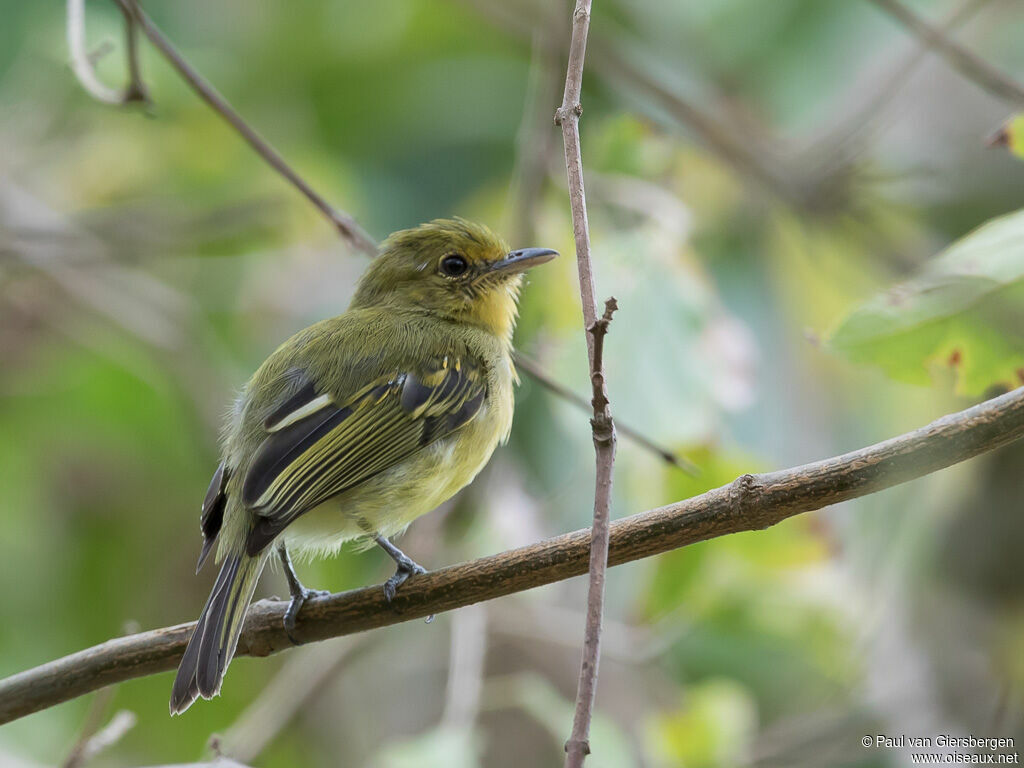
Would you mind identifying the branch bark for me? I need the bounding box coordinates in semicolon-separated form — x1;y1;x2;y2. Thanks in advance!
866;0;1024;107
1;386;1023;725
553;2;618;764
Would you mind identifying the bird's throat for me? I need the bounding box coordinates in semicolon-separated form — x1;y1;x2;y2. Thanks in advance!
466;284;520;344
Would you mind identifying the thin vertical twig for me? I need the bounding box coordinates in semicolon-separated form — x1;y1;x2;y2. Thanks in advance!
115;0;149;104
554;2;618;765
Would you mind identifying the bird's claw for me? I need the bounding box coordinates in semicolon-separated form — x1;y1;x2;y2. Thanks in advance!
382;561;427;603
283;587;330;644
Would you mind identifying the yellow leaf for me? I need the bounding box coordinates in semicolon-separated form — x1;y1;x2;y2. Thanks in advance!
989;114;1024;161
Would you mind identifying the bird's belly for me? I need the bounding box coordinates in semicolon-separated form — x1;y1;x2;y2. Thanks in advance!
281;406;504;560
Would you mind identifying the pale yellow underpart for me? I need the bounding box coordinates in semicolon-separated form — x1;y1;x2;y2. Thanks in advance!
281;358;515;561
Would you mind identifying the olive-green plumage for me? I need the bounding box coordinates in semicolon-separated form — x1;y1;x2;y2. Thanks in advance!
169;219;556;714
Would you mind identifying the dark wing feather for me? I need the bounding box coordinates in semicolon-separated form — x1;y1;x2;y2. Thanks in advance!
196;461;229;573
242;357;486;555
262;374;321;430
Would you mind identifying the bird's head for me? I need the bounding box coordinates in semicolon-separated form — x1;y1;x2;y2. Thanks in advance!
351;218;557;341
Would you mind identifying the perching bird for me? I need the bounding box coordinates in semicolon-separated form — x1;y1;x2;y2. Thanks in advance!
169;218;556;714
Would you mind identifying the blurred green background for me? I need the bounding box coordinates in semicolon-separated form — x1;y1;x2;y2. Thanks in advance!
2;0;1024;766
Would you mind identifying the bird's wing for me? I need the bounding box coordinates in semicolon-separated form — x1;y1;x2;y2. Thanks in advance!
239;355;487;555
195;461;230;573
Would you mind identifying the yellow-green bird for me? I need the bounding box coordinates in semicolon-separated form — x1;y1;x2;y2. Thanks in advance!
170;218;556;714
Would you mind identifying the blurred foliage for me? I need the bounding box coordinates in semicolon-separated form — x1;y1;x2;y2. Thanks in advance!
1;0;1024;767
643;679;757;768
993;113;1024;160
829;208;1024;395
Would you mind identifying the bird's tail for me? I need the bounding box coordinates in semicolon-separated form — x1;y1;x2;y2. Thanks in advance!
170;552;265;715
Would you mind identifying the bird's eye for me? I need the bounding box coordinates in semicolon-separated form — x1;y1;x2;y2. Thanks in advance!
439;254;469;277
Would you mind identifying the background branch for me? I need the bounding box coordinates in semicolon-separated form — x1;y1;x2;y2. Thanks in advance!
66;0;147;106
64;711;137;768
61;687;128;768
2;385;1021;726
513;352;697;473
60;0;686;475
215;639;365;763
809;0;995;159
866;0;1024;107
113;0;376;253
115;0;149;104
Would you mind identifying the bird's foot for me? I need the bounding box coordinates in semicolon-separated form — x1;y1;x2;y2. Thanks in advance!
373;535;432;619
382;558;427;603
283;586;330;644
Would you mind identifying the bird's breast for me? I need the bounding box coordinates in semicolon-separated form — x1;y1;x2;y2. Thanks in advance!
281;383;512;558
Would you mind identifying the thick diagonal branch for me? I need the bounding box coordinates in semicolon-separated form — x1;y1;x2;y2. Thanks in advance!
2;386;1021;726
1;387;1022;725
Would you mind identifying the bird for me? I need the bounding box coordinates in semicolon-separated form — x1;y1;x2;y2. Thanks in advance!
169;218;557;714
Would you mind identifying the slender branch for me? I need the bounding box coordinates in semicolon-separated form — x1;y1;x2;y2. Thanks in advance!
112;0;377;253
809;0;995;159
553;3;619;763
4;387;1023;724
86;38;116;67
1;387;1023;725
67;0;120;104
115;0;149;104
67;0;147;105
60;2;680;473
216;639;364;763
866;0;1024;107
62;687;117;768
591;44;801;207
65;711;137;768
514;352;698;474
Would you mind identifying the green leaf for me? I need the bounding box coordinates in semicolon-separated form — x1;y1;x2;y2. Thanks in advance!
828;208;1024;395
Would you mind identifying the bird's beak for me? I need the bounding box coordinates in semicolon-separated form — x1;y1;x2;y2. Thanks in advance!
491;247;559;274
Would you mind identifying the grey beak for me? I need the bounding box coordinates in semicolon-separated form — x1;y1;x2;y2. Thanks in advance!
492;247;559;273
